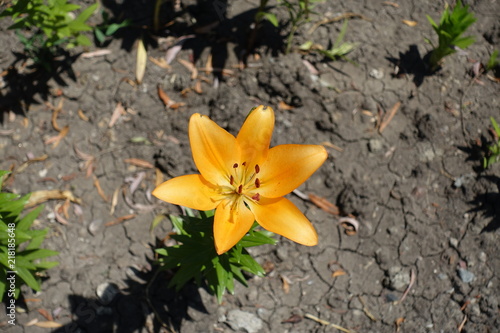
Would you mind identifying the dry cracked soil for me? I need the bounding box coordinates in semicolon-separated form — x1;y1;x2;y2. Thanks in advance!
0;0;499;332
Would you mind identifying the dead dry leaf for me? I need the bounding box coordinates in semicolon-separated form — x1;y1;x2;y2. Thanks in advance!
278;100;294;111
26;189;82;208
320;141;343;152
93;175;109;202
178;58;198;79
158;85;173;107
73;145;95;161
37;308;53;321
78;109;89;122
402;19;417;26
110;187;120;215
25;318;39;326
105;214;136;227
49;99;64;131
34;321;63;328
61;199;70;219
193;80;203;94
149;56;171;69
339;216;360;236
332;269;347;278
169;102;186;110
281;314;302;324
383;1;399;7
136;38;147;84
308;193;340;215
80;49;112;58
14;154;48;175
124;158;154;169
109;102;126;128
281;275;291;294
203;54;213;75
379;101;401;133
395;317;405;332
155;168;164;187
44;125;69;147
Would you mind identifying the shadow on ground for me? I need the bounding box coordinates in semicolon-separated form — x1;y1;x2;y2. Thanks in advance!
470;175;500;232
0;50;78;120
53;258;207;333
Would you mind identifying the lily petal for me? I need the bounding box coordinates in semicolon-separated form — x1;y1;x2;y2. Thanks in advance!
189;113;240;185
236;105;274;167
248;197;318;246
152;174;221;211
214;198;255;254
258;144;328;198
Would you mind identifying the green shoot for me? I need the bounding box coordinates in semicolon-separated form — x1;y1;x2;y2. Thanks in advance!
425;0;476;72
0;0;98;69
155;209;276;304
483;117;500;169
94;10;132;45
486;50;499;73
316;20;356;62
0;171;59;300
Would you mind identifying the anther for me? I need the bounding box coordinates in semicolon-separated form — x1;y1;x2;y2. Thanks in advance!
242;161;247;166
233;163;238;168
238;185;243;194
255;178;260;188
251;193;260;201
229;175;234;185
255;164;260;174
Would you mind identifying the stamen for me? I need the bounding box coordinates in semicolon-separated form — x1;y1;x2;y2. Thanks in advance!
233;163;238;168
238;185;243;194
255;178;260;188
255;164;260;174
229;175;234;185
242;161;247;166
251;193;260;201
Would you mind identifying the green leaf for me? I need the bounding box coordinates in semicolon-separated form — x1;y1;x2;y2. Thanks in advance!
104;19;132;36
34;261;59;270
75;3;98;23
0;272;5;302
15;266;40;291
95;28;106;43
490;117;500;137
74;34;91;47
261;12;279;27
20;249;58;261
17;204;42;231
486;50;499;71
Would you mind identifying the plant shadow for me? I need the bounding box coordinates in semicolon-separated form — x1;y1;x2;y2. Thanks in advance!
387;44;431;87
99;0;284;83
469;175;500;232
0;49;78;122
52;248;208;333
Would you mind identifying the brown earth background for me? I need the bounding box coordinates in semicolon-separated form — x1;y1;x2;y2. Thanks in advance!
1;0;499;332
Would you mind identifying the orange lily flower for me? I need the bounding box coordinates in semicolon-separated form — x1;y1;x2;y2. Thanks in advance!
153;105;328;254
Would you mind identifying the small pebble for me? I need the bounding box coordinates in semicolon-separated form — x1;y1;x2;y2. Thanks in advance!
457;268;475;283
369;68;384;79
96;282;119;305
226;309;263;333
449;237;458;248
478;252;487;263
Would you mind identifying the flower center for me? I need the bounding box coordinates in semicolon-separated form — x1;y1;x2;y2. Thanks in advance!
222;162;261;202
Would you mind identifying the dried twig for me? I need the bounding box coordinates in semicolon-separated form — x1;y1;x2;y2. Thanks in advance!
308;12;371;34
397;268;416;304
378;101;401;133
358;296;377;321
304;313;356;333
